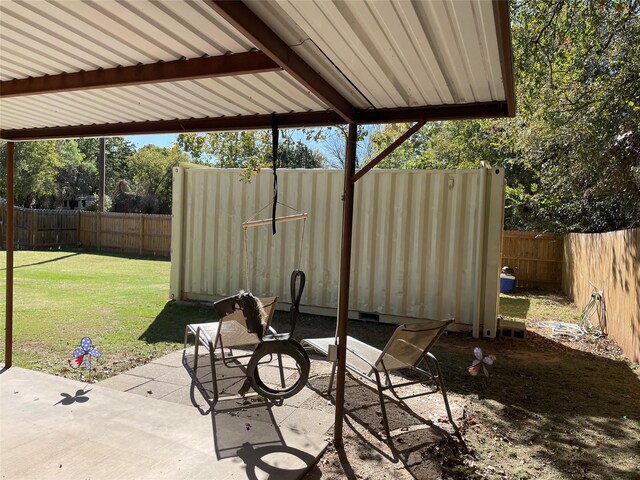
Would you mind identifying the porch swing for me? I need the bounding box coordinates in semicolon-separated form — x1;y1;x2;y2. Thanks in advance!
184;115;311;403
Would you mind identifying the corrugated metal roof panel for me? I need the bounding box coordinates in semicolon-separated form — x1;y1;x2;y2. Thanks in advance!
0;0;254;81
0;71;328;130
248;0;506;109
243;0;372;109
0;0;513;135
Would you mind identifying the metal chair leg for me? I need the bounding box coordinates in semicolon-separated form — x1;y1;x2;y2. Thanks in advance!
209;338;218;402
426;352;458;433
193;334;200;372
373;370;392;444
327;361;337;396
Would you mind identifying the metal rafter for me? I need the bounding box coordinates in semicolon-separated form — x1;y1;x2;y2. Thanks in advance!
356;102;509;124
353;120;427;183
0;52;280;98
205;0;356;124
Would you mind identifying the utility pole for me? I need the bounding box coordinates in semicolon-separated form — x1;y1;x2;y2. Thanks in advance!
98;138;106;212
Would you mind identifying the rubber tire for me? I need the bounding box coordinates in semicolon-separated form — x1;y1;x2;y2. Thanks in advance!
247;339;310;400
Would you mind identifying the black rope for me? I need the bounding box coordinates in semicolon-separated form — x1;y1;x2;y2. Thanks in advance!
272;113;279;235
289;269;305;335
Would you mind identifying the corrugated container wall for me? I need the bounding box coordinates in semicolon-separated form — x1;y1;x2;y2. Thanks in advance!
171;167;504;335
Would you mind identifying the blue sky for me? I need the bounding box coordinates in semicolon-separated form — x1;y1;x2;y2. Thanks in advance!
125;134;178;149
123;130;327;153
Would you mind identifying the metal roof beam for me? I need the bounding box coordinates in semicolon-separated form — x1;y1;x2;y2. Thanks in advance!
355;101;510;123
0;52;280;98
205;0;356;124
0;111;345;141
0;101;513;141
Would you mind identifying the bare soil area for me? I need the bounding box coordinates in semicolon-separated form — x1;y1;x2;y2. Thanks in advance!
268;292;640;480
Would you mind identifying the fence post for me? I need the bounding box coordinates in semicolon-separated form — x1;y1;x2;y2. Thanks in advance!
32;209;39;249
139;214;144;255
96;211;101;251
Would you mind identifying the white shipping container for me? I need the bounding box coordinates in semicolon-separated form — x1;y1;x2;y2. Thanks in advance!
171;166;504;336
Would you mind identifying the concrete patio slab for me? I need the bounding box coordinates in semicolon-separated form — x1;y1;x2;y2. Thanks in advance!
1;363;333;480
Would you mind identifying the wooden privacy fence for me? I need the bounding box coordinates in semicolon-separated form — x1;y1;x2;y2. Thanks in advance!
0;206;79;249
2;204;638;361
562;229;640;363
501;231;564;288
0;208;566;284
78;211;171;256
0;205;171;256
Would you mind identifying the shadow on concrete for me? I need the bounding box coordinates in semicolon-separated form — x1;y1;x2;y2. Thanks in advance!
237;442;317;480
177;347;325;478
54;388;91;406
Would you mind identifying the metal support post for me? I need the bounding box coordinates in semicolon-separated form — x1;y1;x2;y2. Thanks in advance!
98;138;105;212
5;141;14;367
334;123;357;446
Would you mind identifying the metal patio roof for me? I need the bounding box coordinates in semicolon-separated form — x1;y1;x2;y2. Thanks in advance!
0;0;514;141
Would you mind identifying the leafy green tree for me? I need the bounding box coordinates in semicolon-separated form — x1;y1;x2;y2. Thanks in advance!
55;140;97;205
507;0;640;232
115;145;189;213
176;131;327;181
76;137;137;200
0;140;60;208
278;141;327;169
369;0;640;233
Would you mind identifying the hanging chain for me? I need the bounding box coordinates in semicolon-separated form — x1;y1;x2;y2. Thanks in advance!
243;226;251;291
272;113;279;235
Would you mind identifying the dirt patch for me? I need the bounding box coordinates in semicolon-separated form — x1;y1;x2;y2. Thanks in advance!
277;296;640;480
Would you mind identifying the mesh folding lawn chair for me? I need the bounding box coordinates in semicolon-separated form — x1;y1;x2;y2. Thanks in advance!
183;295;278;402
302;319;458;442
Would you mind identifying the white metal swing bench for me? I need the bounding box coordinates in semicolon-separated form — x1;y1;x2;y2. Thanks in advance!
183;202;310;403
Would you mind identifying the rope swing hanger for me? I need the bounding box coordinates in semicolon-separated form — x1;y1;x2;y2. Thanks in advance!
241;113;307;289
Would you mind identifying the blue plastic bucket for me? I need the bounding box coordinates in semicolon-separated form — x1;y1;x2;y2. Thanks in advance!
500;274;516;293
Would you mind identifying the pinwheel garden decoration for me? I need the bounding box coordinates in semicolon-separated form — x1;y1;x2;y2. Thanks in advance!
468;347;495;377
68;337;102;370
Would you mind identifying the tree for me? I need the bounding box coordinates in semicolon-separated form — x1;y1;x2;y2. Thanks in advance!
115;145;189;213
176;131;328;180
367;0;640;233
0;140;60;207
76;137;137;201
278;141;327;169
505;0;640;232
319;125;376;169
56;140;97;205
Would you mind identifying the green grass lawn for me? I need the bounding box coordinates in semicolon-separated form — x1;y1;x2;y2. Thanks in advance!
0;250;213;380
499;288;580;324
0;249;579;382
